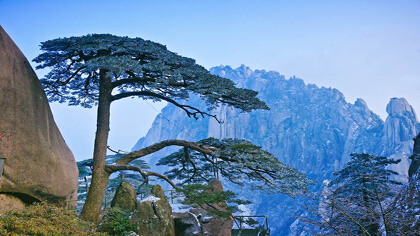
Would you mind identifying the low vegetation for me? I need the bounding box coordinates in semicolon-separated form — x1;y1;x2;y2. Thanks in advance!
0;203;104;236
0;203;141;236
97;208;136;236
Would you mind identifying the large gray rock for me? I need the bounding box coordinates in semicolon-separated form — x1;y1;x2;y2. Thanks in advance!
0;26;78;211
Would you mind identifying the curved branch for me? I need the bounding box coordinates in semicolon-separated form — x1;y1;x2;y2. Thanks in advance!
107;145;128;155
143;170;181;190
105;164;180;190
59;66;87;85
115;139;216;165
110;91;222;123
105;164;148;180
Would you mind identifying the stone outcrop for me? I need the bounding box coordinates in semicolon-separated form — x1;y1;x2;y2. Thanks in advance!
0;26;78;211
130;184;175;236
111;181;137;212
174;179;233;236
382;98;419;182
0;194;25;212
383;98;419;156
173;212;203;236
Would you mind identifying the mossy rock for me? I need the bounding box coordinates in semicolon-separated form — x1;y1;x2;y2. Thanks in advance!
111;181;137;212
130;185;175;236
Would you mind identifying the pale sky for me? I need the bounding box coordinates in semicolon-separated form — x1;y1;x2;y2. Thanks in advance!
1;0;419;161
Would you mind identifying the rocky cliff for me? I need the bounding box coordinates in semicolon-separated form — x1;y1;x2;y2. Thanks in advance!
382;98;419;182
0;26;78;211
132;65;419;234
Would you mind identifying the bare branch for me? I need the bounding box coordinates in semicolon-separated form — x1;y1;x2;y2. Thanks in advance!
107;145;128;155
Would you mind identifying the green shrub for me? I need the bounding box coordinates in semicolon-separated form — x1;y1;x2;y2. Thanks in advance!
0;203;104;235
97;207;136;236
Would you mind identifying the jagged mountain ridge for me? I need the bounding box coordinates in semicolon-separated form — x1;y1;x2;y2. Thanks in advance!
132;65;419;234
133;65;416;178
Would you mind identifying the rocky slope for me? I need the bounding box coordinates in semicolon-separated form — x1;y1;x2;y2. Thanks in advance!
132;65;419;234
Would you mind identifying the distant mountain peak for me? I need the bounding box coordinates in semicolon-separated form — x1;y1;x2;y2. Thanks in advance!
387;97;419;122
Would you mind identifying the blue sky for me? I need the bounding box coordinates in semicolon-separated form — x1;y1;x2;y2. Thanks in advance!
1;0;419;161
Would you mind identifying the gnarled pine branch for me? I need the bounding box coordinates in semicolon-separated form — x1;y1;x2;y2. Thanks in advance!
115;139;217;165
105;164;180;190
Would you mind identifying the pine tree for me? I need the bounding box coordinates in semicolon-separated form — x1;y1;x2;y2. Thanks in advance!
33;34;312;222
295;153;406;235
323;153;402;235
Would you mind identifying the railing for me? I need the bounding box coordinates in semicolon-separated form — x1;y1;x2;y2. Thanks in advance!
164;189;184;204
232;216;270;236
137;189;184;204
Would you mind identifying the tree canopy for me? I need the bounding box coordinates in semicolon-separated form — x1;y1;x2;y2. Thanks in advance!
157;138;313;196
33;34;269;117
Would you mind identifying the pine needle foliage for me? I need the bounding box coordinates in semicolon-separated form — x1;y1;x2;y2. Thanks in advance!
33;34;269;113
177;184;251;218
97;208;136;236
158;138;314;197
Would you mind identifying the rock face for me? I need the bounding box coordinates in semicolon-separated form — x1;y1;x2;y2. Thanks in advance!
382;98;419;182
0;194;25;212
174;179;233;236
111;181;137;212
132;65;420;234
383;98;419;156
173;212;203;236
130;185;175;236
0;26;78;211
133;65;386;179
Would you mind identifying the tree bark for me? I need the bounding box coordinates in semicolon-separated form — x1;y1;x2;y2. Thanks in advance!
81;69;112;222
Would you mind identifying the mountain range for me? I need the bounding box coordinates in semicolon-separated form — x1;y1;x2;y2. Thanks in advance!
131;65;420;234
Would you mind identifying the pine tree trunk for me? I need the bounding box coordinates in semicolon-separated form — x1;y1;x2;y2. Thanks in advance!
81;69;112;222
